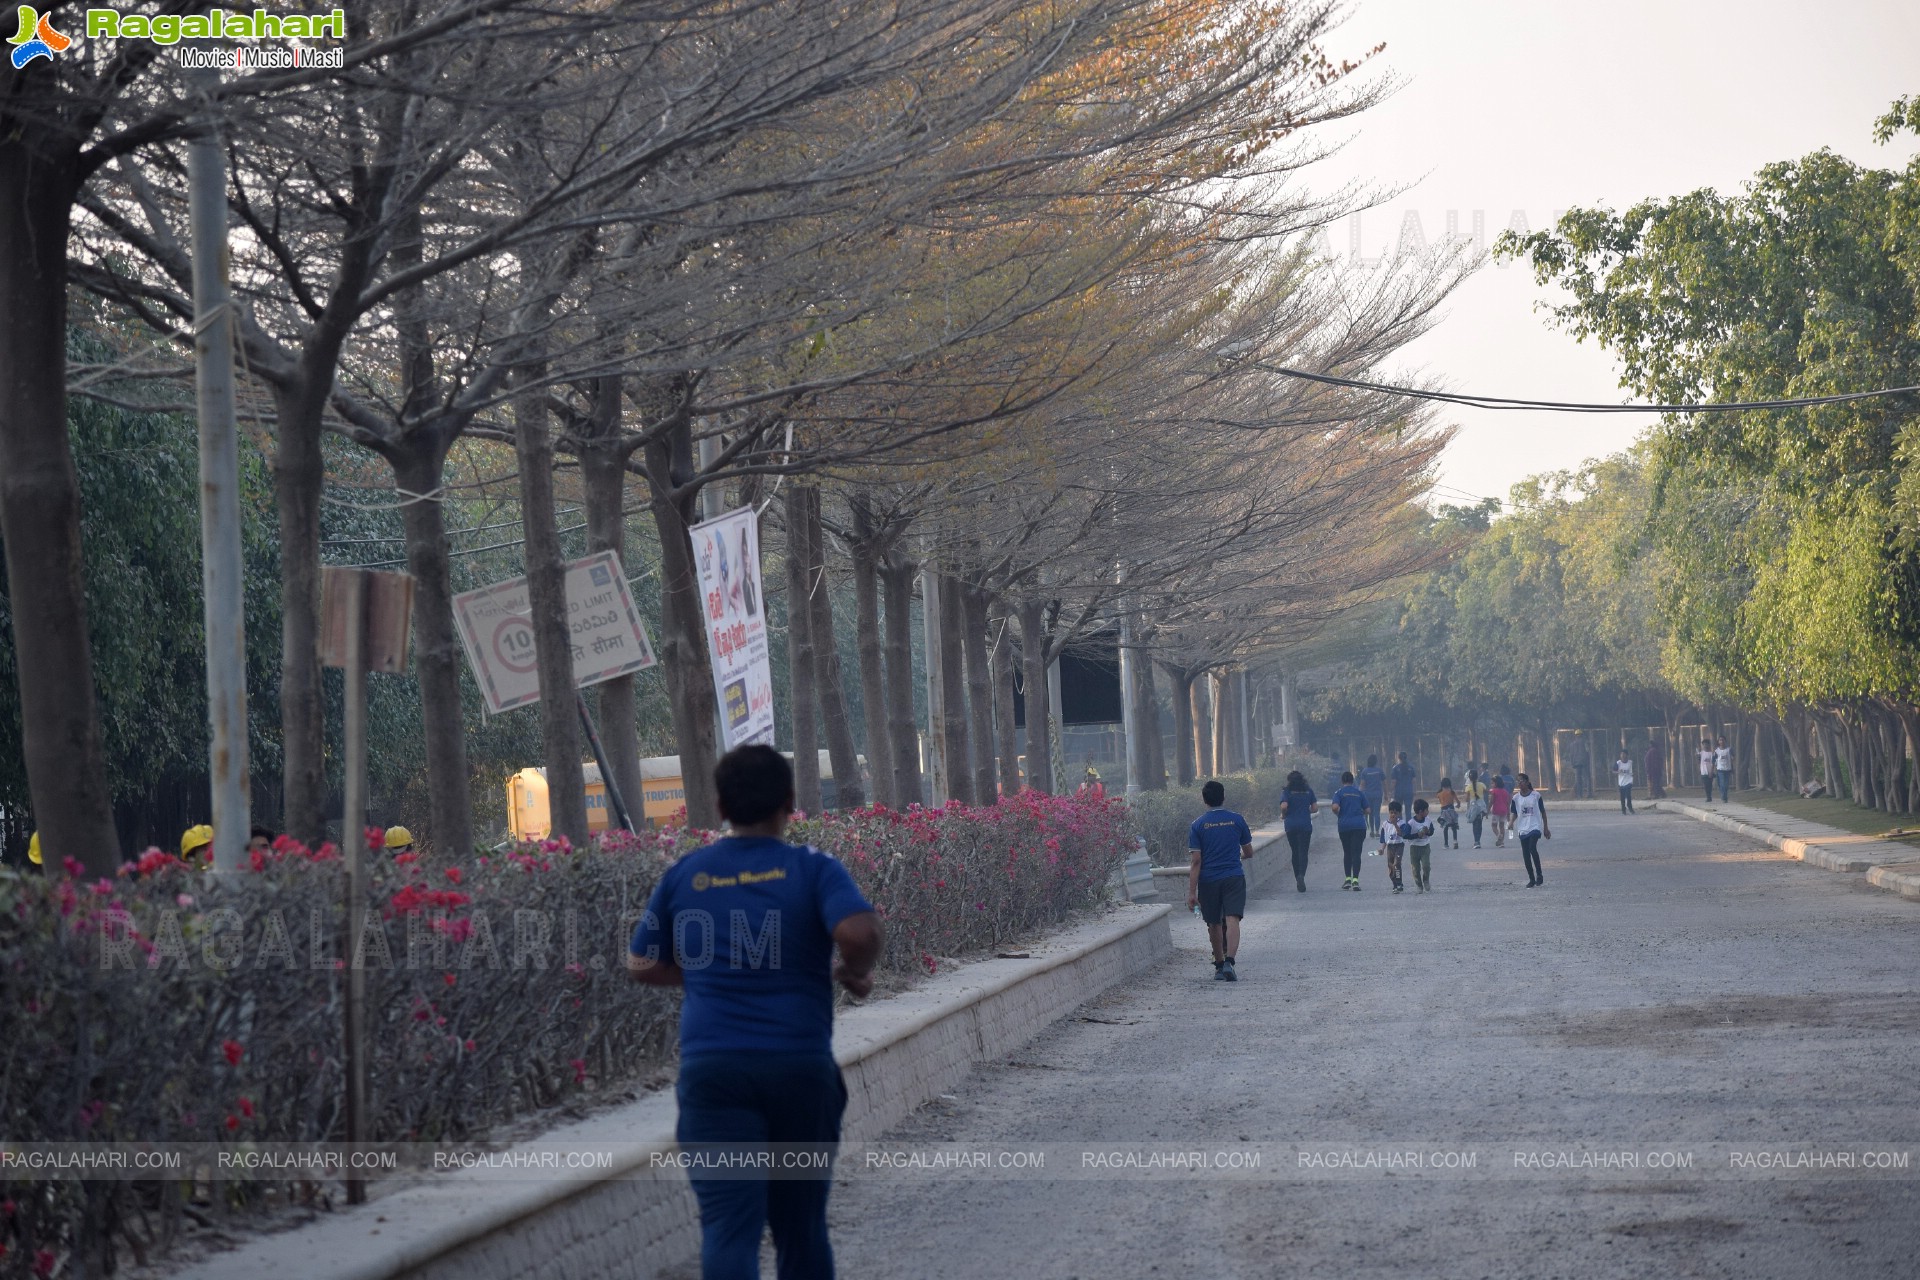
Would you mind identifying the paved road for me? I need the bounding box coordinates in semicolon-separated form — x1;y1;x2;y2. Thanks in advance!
827;808;1920;1279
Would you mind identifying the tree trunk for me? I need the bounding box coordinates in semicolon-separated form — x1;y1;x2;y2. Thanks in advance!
1017;600;1053;793
938;571;973;805
580;386;643;825
990;600;1022;798
1168;666;1195;787
846;508;893;808
803;488;862;810
881;557;922;806
960;580;998;803
1874;703;1905;815
1782;705;1811;791
1212;673;1231;774
514;362;587;846
392;441;473;855
784;486;821;815
1192;676;1214;778
0;146;120;875
270;378;329;843
1817;712;1846;799
1138;656;1166;790
641;428;719;828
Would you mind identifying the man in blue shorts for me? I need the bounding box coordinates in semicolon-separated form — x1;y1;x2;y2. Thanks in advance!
629;744;884;1279
1188;779;1254;981
1359;754;1388;835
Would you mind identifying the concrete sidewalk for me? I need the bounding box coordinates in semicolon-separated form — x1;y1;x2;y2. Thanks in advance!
1656;794;1920;901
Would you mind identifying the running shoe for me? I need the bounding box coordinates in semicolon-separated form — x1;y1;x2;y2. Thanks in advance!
1221;959;1237;981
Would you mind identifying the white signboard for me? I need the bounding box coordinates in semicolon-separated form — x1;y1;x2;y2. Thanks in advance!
690;506;775;748
452;550;656;714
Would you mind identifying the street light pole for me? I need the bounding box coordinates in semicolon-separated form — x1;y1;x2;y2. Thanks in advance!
188;69;250;869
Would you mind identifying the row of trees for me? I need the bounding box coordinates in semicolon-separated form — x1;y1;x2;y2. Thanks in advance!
1303;98;1920;813
3;0;1462;872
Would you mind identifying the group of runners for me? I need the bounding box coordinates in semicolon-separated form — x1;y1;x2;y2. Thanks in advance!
1185;757;1551;980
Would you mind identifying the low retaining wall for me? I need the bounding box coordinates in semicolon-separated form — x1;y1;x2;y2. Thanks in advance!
182;904;1172;1280
1149;825;1290;901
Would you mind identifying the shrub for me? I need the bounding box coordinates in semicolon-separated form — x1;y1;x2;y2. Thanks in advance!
0;791;1132;1275
1131;749;1337;865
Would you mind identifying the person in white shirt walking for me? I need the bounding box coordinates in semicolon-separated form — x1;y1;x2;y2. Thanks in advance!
1613;749;1635;815
1511;772;1551;887
1698;739;1715;804
1714;737;1734;803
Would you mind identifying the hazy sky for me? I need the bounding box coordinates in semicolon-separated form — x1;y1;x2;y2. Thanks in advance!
1299;0;1920;507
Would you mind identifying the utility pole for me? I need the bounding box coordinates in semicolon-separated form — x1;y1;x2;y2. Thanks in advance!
188;69;250;870
1118;603;1143;797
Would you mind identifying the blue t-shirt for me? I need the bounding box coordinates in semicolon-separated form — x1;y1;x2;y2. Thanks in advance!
1188;808;1252;882
630;836;873;1059
1359;766;1386;803
1390;761;1417;800
1279;787;1317;832
1330;784;1369;831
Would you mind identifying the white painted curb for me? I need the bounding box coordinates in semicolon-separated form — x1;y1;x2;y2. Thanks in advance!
1663;798;1920;900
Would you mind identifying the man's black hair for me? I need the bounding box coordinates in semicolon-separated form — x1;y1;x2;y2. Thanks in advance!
1367;753;1378;767
1398;751;1408;762
1413;799;1428;814
249;825;276;842
1201;779;1225;807
715;744;795;826
1341;770;1354;784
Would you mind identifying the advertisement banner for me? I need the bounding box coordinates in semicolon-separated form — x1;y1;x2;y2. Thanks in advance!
451;551;656;714
689;506;775;748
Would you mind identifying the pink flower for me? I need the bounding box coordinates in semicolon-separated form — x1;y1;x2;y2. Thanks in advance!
222;1039;244;1066
224;1114;239;1131
463;1039;476;1052
444;866;463;884
176;892;195;908
237;1096;255;1119
570;1058;588;1085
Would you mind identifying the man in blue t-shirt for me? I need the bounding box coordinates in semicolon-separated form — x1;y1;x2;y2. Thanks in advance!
630;744;882;1279
1329;771;1371;891
1358;755;1388;836
1390;751;1418;811
1187;779;1254;981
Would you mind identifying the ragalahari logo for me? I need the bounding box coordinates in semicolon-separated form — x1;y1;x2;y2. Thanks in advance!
9;6;71;68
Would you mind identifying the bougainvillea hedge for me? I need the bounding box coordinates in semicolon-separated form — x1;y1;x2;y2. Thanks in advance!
0;788;1133;1275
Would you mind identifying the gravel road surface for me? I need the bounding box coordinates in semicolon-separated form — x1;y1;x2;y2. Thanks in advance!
825;808;1920;1279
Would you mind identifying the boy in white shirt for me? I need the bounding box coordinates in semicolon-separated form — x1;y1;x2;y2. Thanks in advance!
1614;750;1635;815
1377;800;1408;893
1714;737;1734;802
1698;740;1715;804
1405;799;1437;893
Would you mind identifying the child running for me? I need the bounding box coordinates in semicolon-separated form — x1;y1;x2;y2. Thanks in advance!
1330;770;1370;891
1405;799;1437;892
1434;777;1460;849
1378;799;1408;893
1512;771;1551;886
1488;776;1513;848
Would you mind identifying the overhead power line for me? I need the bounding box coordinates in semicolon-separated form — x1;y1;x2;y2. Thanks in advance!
1248;362;1920;414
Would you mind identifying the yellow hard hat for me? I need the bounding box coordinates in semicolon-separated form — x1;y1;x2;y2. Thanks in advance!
27;831;41;866
383;826;414;849
181;824;214;858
